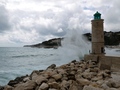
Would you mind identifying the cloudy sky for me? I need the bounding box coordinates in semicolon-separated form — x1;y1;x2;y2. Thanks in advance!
0;0;120;47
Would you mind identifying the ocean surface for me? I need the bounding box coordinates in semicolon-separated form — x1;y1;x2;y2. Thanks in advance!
0;47;119;85
0;47;83;85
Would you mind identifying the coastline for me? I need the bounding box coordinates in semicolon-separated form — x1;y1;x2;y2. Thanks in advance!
1;59;120;90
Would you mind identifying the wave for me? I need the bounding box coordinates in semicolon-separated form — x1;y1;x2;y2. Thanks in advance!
12;54;39;58
11;53;54;58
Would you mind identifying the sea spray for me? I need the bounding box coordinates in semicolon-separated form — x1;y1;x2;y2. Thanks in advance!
58;29;91;62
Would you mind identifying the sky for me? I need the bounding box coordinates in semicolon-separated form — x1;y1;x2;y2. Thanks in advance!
0;0;120;47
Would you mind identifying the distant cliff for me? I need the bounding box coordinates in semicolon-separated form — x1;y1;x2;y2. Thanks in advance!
24;31;120;48
84;31;120;46
24;38;63;49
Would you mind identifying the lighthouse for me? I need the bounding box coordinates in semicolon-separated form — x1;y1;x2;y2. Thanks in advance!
91;11;105;55
84;11;120;71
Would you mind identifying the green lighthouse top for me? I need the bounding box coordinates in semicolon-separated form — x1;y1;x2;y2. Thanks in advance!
94;11;101;20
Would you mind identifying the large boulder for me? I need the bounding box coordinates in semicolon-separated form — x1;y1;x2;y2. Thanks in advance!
83;85;104;90
14;80;36;90
52;74;62;81
35;76;48;85
48;82;60;89
38;83;49;90
77;78;90;86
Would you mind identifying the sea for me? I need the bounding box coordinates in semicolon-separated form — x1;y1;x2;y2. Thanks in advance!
0;47;86;85
0;46;120;85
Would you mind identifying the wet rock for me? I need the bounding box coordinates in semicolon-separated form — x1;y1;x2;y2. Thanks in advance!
38;83;49;90
8;75;28;86
71;60;77;63
47;64;56;69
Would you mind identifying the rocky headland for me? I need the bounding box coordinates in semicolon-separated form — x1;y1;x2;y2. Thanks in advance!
24;38;63;49
24;31;120;49
1;59;120;90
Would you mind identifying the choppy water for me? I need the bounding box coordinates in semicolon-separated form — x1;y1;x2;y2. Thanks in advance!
0;46;119;86
0;47;84;85
0;47;60;85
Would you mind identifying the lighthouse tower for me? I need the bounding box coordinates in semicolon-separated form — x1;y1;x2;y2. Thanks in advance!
91;11;105;55
85;11;120;71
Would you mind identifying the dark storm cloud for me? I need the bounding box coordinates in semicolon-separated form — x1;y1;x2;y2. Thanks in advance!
0;5;11;33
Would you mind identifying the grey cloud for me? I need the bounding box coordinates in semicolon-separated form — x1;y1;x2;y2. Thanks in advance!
0;5;11;33
103;0;120;31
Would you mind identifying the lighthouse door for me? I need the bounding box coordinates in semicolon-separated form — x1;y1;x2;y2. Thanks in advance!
101;47;104;53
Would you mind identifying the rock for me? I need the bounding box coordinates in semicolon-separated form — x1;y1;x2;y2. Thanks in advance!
90;68;99;72
48;78;56;83
105;70;111;75
14;80;36;90
59;64;67;69
82;72;93;80
71;60;77;63
90;82;99;88
35;86;39;90
60;80;70;90
61;74;68;81
0;86;4;90
91;76;102;82
83;85;104;90
49;89;57;90
45;69;57;77
49;82;60;89
69;81;83;90
106;79;120;88
96;80;104;85
57;69;66;75
23;77;30;82
52;74;62;81
8;75;28;86
70;63;74;66
30;70;40;80
3;85;13;90
35;76;48;85
106;88;119;90
101;83;109;90
47;64;56;69
67;74;75;80
38;83;49;90
77;78;90;86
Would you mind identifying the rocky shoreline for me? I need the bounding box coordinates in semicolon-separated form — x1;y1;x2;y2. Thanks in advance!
1;59;120;90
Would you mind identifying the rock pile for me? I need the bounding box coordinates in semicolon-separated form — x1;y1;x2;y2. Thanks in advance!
2;60;120;90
